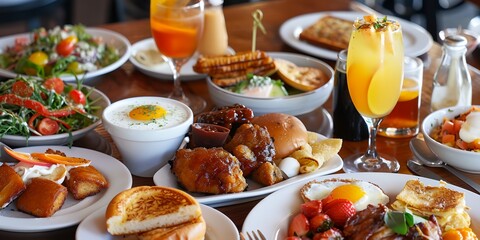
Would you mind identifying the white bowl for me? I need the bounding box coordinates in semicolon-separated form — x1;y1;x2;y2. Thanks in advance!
422;105;480;173
0;85;110;147
206;52;334;116
0;28;131;82
102;97;193;177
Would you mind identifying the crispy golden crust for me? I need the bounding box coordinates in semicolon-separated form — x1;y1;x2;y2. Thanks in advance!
0;164;26;209
16;178;67;217
299;15;354;51
137;216;206;240
106;186;202;235
65;165;108;200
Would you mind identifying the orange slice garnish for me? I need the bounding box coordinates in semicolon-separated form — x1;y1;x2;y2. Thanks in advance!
3;147;52;166
30;153;91;166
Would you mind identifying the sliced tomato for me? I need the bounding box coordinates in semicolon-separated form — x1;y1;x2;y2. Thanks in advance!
442;134;456;145
43;77;65;94
453;119;464;135
11;81;33;97
37;118;59;135
3;147;52;166
56;36;78;56
69;89;86;105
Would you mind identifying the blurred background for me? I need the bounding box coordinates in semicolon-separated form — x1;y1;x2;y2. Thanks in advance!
0;0;479;42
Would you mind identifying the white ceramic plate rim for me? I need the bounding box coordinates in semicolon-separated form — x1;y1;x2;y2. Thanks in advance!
0;146;132;232
0;28;131;82
279;11;433;60
129;38;234;81
242;172;480;239
0;85;111;147
76;204;239;240
153;133;343;207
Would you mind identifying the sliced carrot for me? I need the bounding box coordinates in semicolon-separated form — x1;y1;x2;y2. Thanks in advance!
3;147;52;167
441;120;455;135
30;153;90;166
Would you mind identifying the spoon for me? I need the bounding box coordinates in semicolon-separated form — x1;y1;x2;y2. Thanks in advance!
409;138;480;194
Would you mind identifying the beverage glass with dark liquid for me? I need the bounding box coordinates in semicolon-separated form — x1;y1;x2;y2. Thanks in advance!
333;50;368;141
378;56;423;138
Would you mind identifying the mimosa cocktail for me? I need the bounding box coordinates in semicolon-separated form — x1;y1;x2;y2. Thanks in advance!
150;0;205;114
345;15;404;172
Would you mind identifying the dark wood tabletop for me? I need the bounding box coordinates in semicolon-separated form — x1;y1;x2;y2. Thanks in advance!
1;0;480;239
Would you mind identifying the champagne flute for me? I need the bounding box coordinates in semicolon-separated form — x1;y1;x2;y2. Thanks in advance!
150;0;206;114
344;15;404;172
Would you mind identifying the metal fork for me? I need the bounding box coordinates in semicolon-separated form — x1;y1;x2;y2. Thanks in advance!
240;230;266;240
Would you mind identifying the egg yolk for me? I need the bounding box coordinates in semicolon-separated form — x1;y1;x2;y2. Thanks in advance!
329;184;366;203
129;105;166;121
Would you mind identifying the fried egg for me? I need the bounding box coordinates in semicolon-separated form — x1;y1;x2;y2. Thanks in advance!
104;98;189;131
300;179;389;211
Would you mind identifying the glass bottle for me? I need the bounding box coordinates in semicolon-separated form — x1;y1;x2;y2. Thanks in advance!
332;50;369;141
197;0;229;56
430;35;472;111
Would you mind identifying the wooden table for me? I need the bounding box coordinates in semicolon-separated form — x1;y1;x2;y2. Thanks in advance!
2;0;480;238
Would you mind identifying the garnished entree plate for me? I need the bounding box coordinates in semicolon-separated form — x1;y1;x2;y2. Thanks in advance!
242;173;480;239
0;146;132;232
279;11;433;60
0;27;131;82
153;133;343;207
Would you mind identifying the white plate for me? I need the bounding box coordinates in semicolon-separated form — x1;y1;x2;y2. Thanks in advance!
242;172;480;239
279;11;433;60
153;133;343;207
76;204;239;240
129;38;234;81
0;85;110;147
0;146;132;232
0;28;131;82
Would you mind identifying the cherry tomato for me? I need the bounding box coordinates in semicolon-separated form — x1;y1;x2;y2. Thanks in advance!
69;89;86;105
11;81;33;97
28;51;49;67
56;36;78;56
37;118;60;135
66;61;84;74
43;77;65;94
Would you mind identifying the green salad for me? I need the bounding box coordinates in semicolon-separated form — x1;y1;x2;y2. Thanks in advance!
0;76;100;139
0;25;119;78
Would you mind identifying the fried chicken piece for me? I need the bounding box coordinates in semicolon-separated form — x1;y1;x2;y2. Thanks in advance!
223;123;276;176
250;162;283;186
171;148;247;194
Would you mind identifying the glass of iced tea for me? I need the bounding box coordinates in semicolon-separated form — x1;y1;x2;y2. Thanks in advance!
150;0;206;114
344;15;404;173
379;57;423;138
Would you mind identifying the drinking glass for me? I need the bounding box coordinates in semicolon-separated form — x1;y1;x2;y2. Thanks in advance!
344;16;404;172
150;0;206;114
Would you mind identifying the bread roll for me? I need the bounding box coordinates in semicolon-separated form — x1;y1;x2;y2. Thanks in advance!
105;186;202;236
251;113;308;160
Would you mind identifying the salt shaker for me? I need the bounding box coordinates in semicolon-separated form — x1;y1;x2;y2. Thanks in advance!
430;35;472;111
197;0;229;57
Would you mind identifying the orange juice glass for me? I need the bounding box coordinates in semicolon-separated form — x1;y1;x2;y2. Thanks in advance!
150;0;206;114
344;15;404;173
379;57;423;138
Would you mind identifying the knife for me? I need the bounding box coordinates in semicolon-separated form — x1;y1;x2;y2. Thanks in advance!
407;160;442;180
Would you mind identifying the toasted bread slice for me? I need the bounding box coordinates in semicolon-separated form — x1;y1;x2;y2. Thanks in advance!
137;216;206;240
391;179;471;232
106;186;202;236
299;15;354;51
